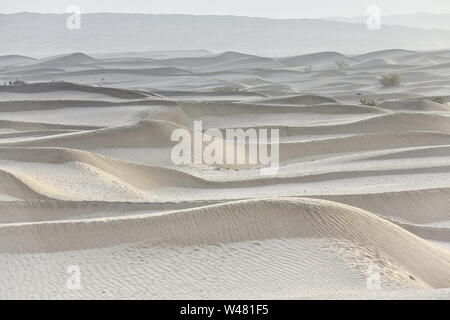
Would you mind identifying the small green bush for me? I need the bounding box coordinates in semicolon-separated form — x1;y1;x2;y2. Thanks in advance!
213;85;242;92
431;97;445;104
378;74;402;87
335;60;349;69
360;99;377;106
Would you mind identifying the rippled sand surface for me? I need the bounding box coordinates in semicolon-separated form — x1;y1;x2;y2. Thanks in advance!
0;50;449;299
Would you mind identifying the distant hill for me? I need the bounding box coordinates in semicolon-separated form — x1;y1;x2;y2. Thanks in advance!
326;13;450;31
1;13;450;57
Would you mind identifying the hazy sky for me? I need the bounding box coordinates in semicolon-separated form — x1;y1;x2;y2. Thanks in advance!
1;0;450;18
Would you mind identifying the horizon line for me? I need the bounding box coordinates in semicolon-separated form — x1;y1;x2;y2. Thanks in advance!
1;11;450;20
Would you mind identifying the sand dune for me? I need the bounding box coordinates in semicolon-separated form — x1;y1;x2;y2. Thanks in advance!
208;113;450;138
0;81;153;100
378;99;450;112
32;53;98;67
352;49;416;62
279;52;353;69
0;198;449;299
0;55;36;67
317;188;449;224
0;49;449;299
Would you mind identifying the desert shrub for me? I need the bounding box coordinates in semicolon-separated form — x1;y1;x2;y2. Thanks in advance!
12;79;26;86
360;99;377;106
213;85;242;92
335;60;349;69
304;66;312;73
431;96;445;104
378;74;402;87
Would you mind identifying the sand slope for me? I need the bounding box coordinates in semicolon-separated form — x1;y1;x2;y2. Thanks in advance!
0;49;449;299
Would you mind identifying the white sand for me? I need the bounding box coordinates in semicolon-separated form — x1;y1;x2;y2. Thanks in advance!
0;49;449;299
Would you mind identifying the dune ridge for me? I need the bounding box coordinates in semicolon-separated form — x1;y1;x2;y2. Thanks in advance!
1;198;449;293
